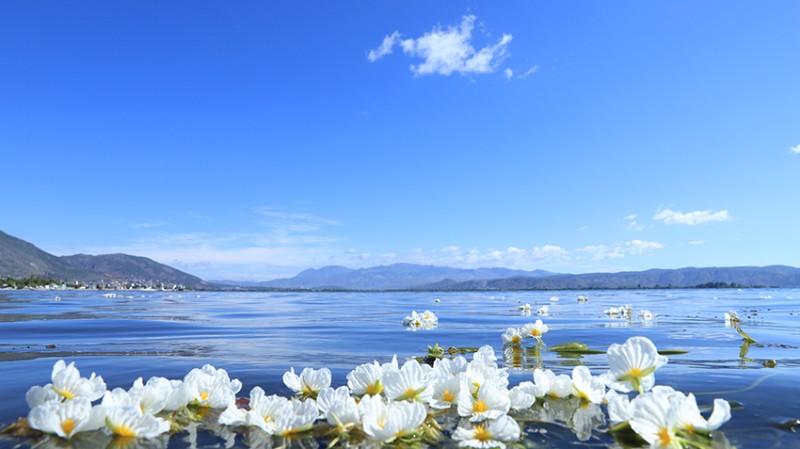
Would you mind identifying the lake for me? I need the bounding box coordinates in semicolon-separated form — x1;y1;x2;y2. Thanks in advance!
1;288;799;448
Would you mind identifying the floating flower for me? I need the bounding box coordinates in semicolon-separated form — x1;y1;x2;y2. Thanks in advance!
550;296;560;302
537;305;550;316
346;362;385;397
521;320;548;340
429;373;463;410
570;366;605;405
282;367;331;400
103;406;170;439
128;377;183;415
577;295;589;302
508;381;536;410
672;392;731;434
452;414;521;449
275;399;318;438
606;336;668;393
360;395;426;443
628;392;682;449
457;381;510;422
501;327;523;345
182;364;242;408
724;311;740;327
532;368;572;399
383;359;433;403
28;397;105;439
639;309;656;321
27;360;106;406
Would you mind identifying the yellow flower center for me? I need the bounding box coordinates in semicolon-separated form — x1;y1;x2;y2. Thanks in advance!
365;382;383;396
442;390;456;403
404;387;418;399
627;367;642;379
264;415;272;423
473;400;488;413
54;387;75;400
657;427;672;447
199;391;210;402
511;336;522;344
111;424;138;438
473;424;492;442
530;329;542;337
547;392;561;399
61;418;76;436
684;423;695;434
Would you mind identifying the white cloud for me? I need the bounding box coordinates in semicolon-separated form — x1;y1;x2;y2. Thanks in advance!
653;209;732;225
368;15;512;76
623;214;643;231
689;240;706;245
367;31;401;62
518;65;539;78
577;240;663;261
790;144;800;154
504;68;513;80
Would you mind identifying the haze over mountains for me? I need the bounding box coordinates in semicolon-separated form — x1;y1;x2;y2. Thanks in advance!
2;229;799;290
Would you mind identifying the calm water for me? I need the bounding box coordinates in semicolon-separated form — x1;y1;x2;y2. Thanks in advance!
1;289;799;448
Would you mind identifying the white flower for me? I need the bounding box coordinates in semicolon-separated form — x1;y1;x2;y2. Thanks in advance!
275;399;318;438
532;368;572;399
550;296;560;302
28;397;105;438
315;386;352;418
673;392;731;434
452;414;521;449
432;356;468;378
639;310;656;321
521;320;548;339
103;406;170;439
501;328;523;345
457;381;510;422
346;362;384;396
360;395;426;442
570;366;605;405
605;390;633;425
537;305;550;316
282;367;331;399
629;392;682;449
128;377;179;415
724;311;740;327
518;303;531;311
27;360;106;405
182;364;242;408
429;373;463;410
383;359;433;403
606;336;668;393
218;386;292;435
508;381;536;410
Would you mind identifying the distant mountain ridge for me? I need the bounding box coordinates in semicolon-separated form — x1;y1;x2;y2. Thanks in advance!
258;263;555;290
0;230;209;288
258;263;556;290
418;265;800;290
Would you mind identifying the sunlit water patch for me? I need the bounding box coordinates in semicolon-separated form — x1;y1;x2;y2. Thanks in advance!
1;289;799;448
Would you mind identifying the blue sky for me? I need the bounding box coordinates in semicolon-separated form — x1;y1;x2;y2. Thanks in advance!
1;1;798;281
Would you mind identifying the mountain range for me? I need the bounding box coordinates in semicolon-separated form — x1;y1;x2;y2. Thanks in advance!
3;229;799;290
0;230;209;289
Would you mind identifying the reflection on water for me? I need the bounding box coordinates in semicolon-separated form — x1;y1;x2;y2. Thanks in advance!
2;288;800;448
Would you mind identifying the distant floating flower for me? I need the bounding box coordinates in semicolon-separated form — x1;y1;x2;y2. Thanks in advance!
402;310;438;329
501;327;523;345
639;309;656;321
283;367;331;400
28;397;105;439
604;304;633;318
518;303;532;311
724;311;740;327
521;319;548;340
606;336;668;393
537;305;550;316
550;296;560;302
577;295;589;302
452;414;521;449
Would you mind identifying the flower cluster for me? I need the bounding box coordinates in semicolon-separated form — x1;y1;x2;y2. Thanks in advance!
25;361;241;440
16;324;731;449
401;310;438;330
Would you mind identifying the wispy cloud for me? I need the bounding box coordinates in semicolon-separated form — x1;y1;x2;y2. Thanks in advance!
623;214;643;231
351;244;569;270
367;31;401;62
518;65;539;79
577;240;663;261
368;15;512;77
653;209;732;225
790;144;800;154
130;221;169;229
689;240;706;245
